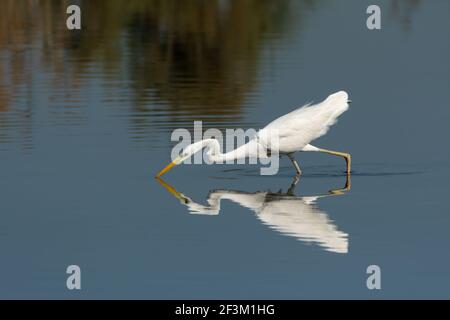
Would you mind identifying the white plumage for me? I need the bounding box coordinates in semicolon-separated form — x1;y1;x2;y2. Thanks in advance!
156;91;352;177
258;91;349;153
156;178;349;253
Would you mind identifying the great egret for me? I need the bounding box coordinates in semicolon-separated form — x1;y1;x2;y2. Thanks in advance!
156;177;350;253
156;91;352;177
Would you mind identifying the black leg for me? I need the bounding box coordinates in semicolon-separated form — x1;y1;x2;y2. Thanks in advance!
286;175;299;195
287;153;302;176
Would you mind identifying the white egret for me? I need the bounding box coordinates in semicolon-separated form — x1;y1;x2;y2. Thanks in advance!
156;177;350;253
156;91;352;177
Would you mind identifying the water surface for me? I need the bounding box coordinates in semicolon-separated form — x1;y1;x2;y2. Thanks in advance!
1;0;450;299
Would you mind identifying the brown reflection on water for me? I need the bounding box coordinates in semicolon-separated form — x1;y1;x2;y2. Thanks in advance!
0;0;295;140
124;0;289;121
0;0;422;149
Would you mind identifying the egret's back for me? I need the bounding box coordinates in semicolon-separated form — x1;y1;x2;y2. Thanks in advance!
258;91;350;153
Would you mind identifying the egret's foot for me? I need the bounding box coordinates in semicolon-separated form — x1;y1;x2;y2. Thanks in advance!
345;154;352;175
287;176;299;195
329;188;346;195
328;172;351;194
345;172;351;190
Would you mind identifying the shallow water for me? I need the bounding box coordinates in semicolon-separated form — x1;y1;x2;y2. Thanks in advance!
1;0;450;299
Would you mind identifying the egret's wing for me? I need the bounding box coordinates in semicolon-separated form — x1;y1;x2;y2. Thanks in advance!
256;198;348;253
209;189;348;253
258;91;349;153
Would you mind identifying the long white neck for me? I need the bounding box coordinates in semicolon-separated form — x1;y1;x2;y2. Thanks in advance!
198;138;261;163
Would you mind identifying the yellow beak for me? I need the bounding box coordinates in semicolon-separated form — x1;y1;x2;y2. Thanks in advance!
155;177;190;204
155;160;177;178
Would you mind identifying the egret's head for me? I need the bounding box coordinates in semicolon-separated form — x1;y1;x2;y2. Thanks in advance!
155;140;205;177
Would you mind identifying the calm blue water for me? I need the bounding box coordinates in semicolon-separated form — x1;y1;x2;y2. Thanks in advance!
1;0;450;299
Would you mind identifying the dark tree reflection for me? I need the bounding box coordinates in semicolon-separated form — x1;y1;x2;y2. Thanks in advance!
0;0;298;139
0;0;422;148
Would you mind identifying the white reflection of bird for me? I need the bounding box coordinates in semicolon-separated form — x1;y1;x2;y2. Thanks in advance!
156;177;349;254
156;91;352;177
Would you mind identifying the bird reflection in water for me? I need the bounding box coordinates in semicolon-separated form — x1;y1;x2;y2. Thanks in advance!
156;176;351;254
